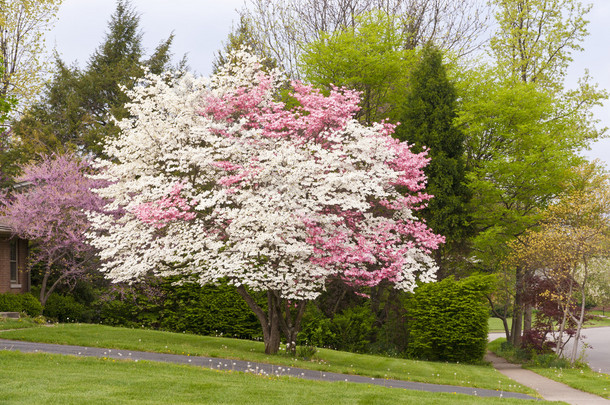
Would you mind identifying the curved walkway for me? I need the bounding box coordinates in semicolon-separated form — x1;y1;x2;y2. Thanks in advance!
486;352;610;405
0;338;535;400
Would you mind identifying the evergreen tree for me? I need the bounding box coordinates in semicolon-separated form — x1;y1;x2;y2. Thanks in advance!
394;44;471;276
11;0;184;159
212;16;277;74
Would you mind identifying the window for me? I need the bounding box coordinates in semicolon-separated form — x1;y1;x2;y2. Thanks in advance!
10;240;18;284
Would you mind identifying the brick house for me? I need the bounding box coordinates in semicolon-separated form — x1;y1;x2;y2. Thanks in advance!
0;218;29;294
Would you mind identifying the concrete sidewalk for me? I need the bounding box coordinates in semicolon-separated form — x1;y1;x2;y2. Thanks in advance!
0;338;536;400
486;352;610;405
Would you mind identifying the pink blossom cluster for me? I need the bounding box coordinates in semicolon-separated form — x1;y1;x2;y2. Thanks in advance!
91;50;444;299
132;183;196;229
203;77;361;145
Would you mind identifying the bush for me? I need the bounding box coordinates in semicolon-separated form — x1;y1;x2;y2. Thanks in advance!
158;280;263;339
331;304;375;353
43;294;93;323
407;274;496;363
0;292;43;316
98;277;264;339
297;305;337;349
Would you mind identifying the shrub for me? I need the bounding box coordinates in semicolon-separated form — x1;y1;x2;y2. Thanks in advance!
0;292;43;316
407;274;496;363
98;277;263;339
331;304;375;353
43;294;93;322
158;280;263;339
297;305;337;349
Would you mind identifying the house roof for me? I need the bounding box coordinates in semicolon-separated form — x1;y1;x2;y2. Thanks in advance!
0;217;14;235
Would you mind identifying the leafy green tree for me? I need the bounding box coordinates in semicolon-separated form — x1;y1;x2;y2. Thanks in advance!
11;0;184;159
0;0;63;109
300;12;414;124
241;0;490;79
490;0;590;90
393;44;471;276
459;0;606;346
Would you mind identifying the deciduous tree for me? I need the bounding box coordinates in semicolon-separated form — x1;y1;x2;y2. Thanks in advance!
299;11;414;125
240;0;489;79
458;0;606;346
0;154;108;306
0;0;62;110
89;50;444;354
508;163;610;363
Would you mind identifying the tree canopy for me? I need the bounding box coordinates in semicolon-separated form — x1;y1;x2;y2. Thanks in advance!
11;0;185;159
89;50;443;354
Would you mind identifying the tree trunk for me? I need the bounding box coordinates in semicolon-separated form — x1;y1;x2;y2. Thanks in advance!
570;261;589;364
510;266;524;347
236;286;282;354
523;305;533;333
236;286;308;355
278;296;306;355
487;295;512;341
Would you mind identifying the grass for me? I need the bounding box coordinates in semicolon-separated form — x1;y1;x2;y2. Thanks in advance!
0;323;536;395
0;350;549;405
488;317;512;332
584;314;610;328
488;338;610;399
527;366;610;399
487;311;610;332
0;317;41;330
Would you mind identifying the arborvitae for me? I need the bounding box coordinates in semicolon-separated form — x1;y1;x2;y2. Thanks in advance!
394;44;471;275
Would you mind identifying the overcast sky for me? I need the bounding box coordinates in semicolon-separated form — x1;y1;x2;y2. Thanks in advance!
47;0;610;166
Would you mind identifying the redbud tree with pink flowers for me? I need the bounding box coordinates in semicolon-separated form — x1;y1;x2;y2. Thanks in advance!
89;50;444;354
1;154;108;306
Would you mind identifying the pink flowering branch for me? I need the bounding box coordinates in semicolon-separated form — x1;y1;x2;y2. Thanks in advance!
133;182;196;229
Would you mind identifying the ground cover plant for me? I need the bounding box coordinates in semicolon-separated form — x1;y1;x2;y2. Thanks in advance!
0;350;549;405
0;323;534;394
488;338;609;399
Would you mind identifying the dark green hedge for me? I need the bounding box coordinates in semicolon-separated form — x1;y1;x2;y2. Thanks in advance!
407;274;495;363
43;293;94;323
0;292;42;317
158;281;263;339
98;278;263;339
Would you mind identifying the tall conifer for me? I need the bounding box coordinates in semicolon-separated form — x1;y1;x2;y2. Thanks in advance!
394;44;471;275
12;0;184;159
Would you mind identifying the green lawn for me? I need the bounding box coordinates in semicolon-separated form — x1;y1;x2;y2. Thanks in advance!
0;317;41;330
489;317;512;332
0;351;550;405
0;323;534;395
527;366;610;399
488;338;610;399
488;312;610;332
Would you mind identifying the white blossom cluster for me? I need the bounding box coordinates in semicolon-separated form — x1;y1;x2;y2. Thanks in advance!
89;50;440;300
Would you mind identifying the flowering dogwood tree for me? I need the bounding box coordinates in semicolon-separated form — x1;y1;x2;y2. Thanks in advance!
0;154;108;306
90;51;444;354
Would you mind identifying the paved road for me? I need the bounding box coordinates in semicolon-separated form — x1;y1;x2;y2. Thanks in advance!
0;338;536;400
566;327;610;374
490;327;610;374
